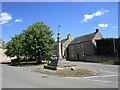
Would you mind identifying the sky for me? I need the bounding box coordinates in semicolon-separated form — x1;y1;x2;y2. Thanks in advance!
1;0;120;2
0;2;119;43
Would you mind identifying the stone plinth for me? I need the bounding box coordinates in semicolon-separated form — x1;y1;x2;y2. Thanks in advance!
44;59;76;70
44;59;58;70
44;65;57;70
57;59;76;68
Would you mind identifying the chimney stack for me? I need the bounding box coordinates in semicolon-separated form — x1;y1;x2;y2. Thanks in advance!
67;34;72;39
96;29;99;33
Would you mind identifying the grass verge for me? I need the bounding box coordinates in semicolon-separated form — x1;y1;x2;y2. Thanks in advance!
95;60;119;64
10;60;50;67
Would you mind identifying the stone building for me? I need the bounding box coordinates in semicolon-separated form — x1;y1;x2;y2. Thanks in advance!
0;39;7;62
67;29;102;60
0;39;13;62
53;34;72;59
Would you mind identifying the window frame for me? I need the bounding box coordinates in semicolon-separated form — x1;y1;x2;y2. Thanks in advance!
82;52;86;56
81;43;85;47
70;45;74;49
71;54;74;57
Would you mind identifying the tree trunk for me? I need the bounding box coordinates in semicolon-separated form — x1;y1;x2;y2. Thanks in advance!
37;55;41;64
25;55;28;65
17;56;20;65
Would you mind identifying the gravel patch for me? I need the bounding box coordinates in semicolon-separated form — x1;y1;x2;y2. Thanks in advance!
32;67;99;77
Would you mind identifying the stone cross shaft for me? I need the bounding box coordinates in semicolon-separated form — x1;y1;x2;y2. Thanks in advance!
57;33;62;60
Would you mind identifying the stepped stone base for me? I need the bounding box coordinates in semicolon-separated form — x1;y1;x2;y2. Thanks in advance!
44;59;76;70
44;65;57;70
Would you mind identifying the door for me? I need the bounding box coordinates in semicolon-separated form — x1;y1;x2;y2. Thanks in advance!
77;53;79;60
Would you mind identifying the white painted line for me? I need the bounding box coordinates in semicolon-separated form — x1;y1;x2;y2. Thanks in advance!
100;70;118;74
28;70;31;71
86;79;118;83
83;75;118;79
65;77;118;84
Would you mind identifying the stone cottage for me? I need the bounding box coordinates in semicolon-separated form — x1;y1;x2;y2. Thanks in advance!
53;34;72;59
67;29;102;60
0;39;7;62
0;39;14;62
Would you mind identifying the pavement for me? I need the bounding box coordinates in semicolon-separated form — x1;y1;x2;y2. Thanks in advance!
1;61;119;88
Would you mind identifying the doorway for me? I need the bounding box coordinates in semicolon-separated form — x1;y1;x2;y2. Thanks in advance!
77;53;79;60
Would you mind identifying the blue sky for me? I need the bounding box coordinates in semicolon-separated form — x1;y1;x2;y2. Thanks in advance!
1;2;118;43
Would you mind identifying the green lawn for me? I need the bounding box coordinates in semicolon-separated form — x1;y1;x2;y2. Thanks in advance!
95;60;118;64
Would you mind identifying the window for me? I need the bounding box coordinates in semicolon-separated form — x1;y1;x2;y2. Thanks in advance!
81;43;85;47
70;45;74;49
82;52;86;56
71;54;74;57
77;44;80;48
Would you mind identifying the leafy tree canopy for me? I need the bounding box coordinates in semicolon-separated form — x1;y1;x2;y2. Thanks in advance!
5;22;55;62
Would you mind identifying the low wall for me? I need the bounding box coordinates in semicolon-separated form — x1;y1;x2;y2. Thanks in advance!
86;55;116;62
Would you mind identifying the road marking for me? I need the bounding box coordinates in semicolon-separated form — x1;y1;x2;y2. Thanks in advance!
83;75;118;79
100;70;118;74
28;70;31;71
65;77;118;84
85;79;118;83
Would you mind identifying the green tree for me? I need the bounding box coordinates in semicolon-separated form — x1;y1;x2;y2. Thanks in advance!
5;22;55;64
5;34;24;64
5;39;15;57
23;22;55;63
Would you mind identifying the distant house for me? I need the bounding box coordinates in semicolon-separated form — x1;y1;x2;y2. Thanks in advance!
0;39;7;62
54;34;72;59
67;29;102;60
0;39;14;62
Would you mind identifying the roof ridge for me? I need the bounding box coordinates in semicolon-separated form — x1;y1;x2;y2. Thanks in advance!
70;32;97;44
74;32;95;39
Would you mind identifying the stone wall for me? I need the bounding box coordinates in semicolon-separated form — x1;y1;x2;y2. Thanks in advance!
53;34;72;59
68;40;95;60
62;34;72;58
86;55;116;62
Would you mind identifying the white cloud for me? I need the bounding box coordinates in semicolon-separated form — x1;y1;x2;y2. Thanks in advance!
82;10;109;22
94;10;109;16
82;14;94;22
15;19;22;22
0;12;12;24
98;24;108;27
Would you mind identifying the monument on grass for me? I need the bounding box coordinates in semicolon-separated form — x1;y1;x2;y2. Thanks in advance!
44;32;61;70
44;25;76;70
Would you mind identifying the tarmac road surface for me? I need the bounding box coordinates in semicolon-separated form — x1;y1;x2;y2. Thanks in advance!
1;61;119;88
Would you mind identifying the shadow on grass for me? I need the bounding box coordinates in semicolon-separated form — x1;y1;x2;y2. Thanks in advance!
1;62;11;64
9;58;50;67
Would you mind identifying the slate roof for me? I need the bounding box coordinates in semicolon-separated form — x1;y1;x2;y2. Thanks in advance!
61;39;67;44
70;32;97;45
54;39;67;46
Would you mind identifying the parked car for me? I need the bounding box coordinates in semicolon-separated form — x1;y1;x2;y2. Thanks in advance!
50;55;58;60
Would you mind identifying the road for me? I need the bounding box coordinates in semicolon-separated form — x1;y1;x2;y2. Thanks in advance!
1;61;119;88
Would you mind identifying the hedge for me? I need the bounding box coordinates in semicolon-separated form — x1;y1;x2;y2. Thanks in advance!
96;38;120;57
